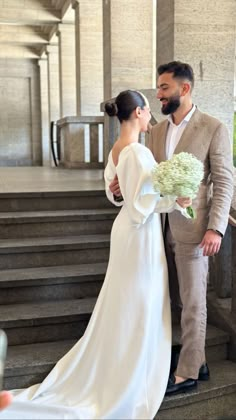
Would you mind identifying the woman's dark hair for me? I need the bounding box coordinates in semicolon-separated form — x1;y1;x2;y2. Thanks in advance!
105;90;147;123
157;61;194;89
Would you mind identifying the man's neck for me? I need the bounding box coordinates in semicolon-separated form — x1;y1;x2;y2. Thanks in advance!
171;103;193;125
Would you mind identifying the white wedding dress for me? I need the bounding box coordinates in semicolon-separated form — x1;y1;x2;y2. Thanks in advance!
0;143;185;420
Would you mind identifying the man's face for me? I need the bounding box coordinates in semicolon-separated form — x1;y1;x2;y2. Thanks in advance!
156;72;182;115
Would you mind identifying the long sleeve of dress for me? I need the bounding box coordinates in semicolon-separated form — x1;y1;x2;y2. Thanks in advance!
115;144;187;226
104;155;124;207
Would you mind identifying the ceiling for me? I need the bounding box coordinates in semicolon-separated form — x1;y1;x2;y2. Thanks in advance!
0;0;74;59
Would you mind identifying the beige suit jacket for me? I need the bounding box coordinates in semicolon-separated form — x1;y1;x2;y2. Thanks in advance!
148;108;234;243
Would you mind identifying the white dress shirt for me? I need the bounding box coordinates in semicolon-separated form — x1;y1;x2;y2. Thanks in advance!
165;105;196;159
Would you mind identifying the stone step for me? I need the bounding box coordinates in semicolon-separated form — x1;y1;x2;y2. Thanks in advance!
0;288;229;355
3;325;231;392
172;324;229;364
0;262;107;303
0;281;229;350
0;234;110;269
157;360;236;419
0;191;113;212
0;209;118;238
0;297;96;345
4;339;77;389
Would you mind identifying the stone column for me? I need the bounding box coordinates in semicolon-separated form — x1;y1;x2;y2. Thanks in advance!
73;0;103;116
103;0;156;99
57;22;76;117
103;0;111;101
46;44;60;124
38;56;51;166
156;0;236;138
72;0;81;116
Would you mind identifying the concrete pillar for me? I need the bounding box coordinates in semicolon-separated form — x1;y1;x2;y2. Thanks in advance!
46;44;60;124
38;57;51;166
57;22;76;117
72;0;81;116
156;0;236;138
103;0;111;101
103;0;156;99
73;0;103;116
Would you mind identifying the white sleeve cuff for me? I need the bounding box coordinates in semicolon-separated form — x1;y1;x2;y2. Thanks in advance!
174;202;192;219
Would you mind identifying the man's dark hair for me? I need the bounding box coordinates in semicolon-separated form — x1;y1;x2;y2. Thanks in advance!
157;61;194;89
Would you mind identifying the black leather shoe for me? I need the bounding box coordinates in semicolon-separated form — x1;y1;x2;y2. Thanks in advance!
198;363;210;381
170;346;210;381
165;374;197;396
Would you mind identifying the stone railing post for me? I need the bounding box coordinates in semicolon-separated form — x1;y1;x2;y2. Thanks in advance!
209;224;232;298
56;116;104;168
230;215;236;317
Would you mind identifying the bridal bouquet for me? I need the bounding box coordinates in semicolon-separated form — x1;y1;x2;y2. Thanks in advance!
152;152;204;219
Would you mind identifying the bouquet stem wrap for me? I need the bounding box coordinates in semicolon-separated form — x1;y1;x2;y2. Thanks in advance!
152;152;204;219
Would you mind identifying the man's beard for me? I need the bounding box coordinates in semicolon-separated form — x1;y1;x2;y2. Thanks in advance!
161;95;180;115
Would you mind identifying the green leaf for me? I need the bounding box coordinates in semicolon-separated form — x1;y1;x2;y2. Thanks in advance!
186;206;196;219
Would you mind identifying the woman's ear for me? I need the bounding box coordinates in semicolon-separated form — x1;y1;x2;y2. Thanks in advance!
135;106;142;118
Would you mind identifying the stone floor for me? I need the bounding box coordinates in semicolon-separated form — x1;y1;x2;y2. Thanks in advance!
0;167;105;193
0;166;235;212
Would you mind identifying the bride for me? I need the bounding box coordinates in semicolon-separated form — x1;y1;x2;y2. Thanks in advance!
0;90;191;420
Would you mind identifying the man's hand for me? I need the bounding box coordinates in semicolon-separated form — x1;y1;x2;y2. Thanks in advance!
109;174;121;197
199;230;222;256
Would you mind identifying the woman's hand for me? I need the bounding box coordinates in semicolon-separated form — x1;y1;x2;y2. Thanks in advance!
0;391;13;410
176;197;192;209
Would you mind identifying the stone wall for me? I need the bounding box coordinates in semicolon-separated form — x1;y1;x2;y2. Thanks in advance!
174;0;235;140
0;59;42;166
79;0;103;115
108;0;155;97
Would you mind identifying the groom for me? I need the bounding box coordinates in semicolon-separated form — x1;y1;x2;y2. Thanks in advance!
148;61;233;394
109;61;234;395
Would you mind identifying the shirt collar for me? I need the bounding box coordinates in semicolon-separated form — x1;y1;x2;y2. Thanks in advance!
168;104;196;126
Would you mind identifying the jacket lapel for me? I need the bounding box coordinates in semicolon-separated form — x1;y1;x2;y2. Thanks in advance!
157;120;169;161
174;108;201;154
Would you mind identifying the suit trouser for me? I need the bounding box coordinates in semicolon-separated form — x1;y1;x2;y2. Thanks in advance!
164;221;208;379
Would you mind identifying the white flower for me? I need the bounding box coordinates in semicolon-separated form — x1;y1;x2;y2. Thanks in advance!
152;152;204;218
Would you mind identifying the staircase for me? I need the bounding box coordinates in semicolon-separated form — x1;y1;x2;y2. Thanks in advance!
0;189;236;418
0;190;115;389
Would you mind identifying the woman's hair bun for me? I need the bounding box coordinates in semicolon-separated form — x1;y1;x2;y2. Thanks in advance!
105;102;118;117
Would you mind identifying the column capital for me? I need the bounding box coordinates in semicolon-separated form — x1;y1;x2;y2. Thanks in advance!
57;22;75;35
46;44;59;55
38;58;47;67
72;0;79;10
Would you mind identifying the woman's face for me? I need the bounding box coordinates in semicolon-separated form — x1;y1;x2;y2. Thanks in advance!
139;105;151;132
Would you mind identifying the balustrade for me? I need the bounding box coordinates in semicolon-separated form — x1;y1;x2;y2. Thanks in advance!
56;116;104;168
